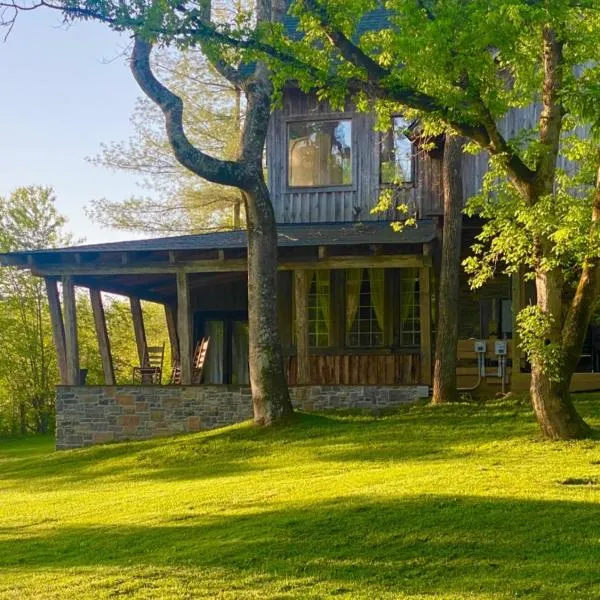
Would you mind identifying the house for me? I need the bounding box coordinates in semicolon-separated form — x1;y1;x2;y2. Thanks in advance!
2;11;598;449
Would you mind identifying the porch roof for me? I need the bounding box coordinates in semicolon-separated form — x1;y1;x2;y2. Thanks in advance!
0;220;436;264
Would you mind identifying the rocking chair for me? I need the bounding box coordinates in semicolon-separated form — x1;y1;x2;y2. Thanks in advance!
170;337;210;384
132;343;165;384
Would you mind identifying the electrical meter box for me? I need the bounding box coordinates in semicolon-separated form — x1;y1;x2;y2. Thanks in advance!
494;340;508;356
474;340;487;353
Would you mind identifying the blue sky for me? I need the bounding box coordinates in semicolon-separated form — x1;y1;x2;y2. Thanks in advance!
0;10;149;243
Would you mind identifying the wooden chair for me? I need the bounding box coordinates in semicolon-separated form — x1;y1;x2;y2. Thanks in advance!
170;337;210;384
133;343;165;384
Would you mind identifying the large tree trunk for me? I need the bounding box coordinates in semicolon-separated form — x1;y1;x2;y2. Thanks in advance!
244;178;294;425
528;267;592;439
432;135;463;404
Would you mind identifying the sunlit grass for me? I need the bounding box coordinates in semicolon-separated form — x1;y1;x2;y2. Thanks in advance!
1;397;600;598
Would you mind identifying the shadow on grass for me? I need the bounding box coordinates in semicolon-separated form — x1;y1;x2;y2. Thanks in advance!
1;494;600;598
0;406;538;487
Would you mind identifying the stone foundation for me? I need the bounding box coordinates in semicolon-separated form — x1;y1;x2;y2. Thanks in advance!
56;384;428;449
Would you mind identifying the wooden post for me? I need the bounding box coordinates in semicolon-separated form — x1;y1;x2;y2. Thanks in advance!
129;296;147;365
164;304;180;365
419;266;432;385
44;277;68;385
90;288;115;385
294;270;310;385
61;275;80;385
176;271;192;385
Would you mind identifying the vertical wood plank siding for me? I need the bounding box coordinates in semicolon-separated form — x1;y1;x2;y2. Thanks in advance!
268;90;583;223
285;354;421;386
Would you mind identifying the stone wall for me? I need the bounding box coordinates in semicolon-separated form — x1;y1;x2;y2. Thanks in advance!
56;384;428;449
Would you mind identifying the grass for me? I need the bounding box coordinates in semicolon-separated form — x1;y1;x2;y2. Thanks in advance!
1;398;600;599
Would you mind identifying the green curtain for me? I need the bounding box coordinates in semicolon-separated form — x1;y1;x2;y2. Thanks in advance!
400;268;419;341
346;269;363;333
369;268;385;331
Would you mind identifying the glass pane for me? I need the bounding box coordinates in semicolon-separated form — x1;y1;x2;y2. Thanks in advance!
381;116;413;184
399;270;421;346
308;271;330;347
288;120;352;187
346;269;384;348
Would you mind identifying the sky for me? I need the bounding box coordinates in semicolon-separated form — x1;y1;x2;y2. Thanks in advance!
0;10;150;244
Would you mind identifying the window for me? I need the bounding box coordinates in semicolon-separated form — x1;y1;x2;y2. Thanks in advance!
288;119;352;187
293;271;331;348
308;271;330;347
346;269;385;348
380;116;414;185
399;269;420;346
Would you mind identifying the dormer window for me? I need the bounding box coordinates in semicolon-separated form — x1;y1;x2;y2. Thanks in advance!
380;116;414;185
288;119;352;188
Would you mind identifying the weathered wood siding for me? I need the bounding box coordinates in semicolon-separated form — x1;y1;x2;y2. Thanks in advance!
285;353;421;385
268;88;440;223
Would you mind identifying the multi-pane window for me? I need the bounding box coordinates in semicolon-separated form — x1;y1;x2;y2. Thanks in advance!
399;269;420;346
346;269;385;348
308;271;330;347
288;119;352;187
380;116;414;185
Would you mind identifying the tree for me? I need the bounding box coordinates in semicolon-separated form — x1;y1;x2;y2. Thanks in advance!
230;0;600;439
0;0;295;425
88;42;247;234
432;134;464;405
0;187;70;434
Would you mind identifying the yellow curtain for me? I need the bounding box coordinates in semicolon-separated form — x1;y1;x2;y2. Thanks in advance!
369;268;386;331
346;269;363;332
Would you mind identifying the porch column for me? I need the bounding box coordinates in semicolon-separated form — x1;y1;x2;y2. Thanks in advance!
176;271;193;384
61;275;80;385
419;266;432;386
129;296;147;364
44;277;68;385
294;270;310;384
164;304;180;365
90;288;115;385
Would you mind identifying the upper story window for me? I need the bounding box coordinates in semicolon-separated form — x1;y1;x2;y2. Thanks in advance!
288;119;352;188
380;116;414;185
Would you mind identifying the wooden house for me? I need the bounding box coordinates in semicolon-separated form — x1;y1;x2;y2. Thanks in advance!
2;10;599;448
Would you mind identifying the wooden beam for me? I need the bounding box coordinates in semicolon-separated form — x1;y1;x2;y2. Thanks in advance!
129;296;147;365
164;303;180;365
176;271;192;385
61;275;80;385
90;288;115;385
33;254;431;277
44;277;68;385
419;266;432;386
294;270;310;385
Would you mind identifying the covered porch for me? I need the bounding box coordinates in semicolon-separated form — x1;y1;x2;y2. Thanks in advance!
1;222;437;391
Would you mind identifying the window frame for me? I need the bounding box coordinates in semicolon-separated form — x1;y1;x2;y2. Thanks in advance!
379;115;417;188
285;114;357;192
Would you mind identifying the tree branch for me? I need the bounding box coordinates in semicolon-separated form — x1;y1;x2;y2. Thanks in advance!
130;37;245;189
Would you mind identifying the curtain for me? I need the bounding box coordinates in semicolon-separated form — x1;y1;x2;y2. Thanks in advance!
400;269;419;341
205;320;224;384
346;269;363;333
232;321;249;385
316;271;331;344
369;268;385;332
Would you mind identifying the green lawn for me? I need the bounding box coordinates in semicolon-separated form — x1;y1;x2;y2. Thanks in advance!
2;398;600;599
